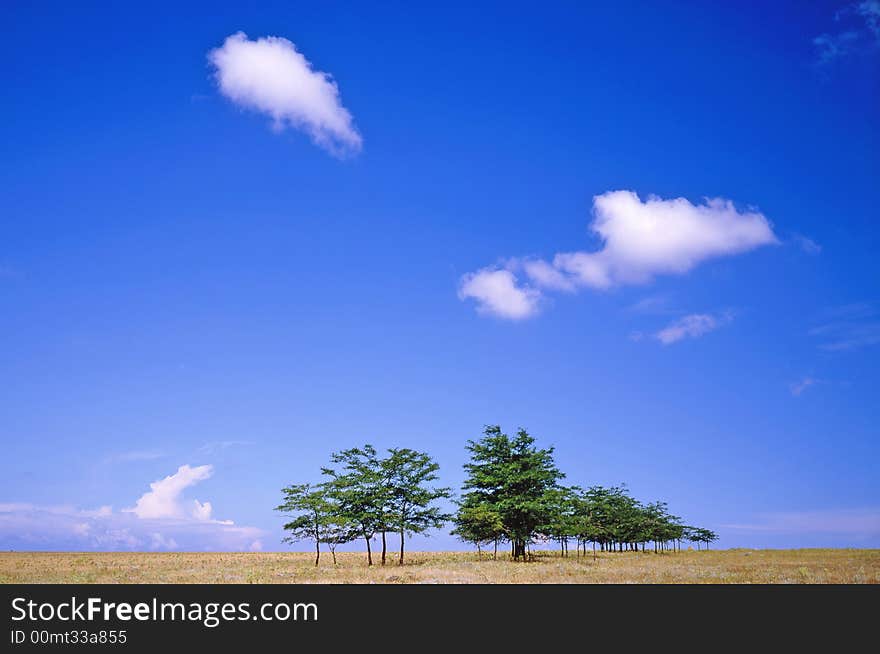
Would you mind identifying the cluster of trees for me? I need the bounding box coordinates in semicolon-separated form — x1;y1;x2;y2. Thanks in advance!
277;427;718;565
452;426;718;559
276;445;450;566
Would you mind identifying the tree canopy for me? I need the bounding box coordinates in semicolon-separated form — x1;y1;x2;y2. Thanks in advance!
459;425;565;560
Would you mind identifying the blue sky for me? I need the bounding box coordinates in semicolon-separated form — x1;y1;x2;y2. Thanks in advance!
1;1;878;552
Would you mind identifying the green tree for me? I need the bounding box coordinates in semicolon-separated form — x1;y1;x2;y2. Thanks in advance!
321;514;359;565
321;445;386;566
691;527;719;550
275;483;350;566
383;448;452;564
540;486;581;556
452;500;504;558
460;425;564;560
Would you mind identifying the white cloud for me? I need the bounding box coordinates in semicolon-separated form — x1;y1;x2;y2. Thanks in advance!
519;259;576;292
150;533;179;551
655;312;731;345
127;464;214;520
0;466;264;551
72;522;91;536
192;499;213;521
790;376;818;396
550;191;777;288
458;267;541;320
460;190;777;319
208;32;362;156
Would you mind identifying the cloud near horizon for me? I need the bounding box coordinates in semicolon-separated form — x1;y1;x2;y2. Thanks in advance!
723;508;880;540
127;464;215;521
459;191;778;319
208;32;362;156
0;465;263;551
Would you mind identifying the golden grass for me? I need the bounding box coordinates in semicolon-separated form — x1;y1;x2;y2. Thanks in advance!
1;549;878;584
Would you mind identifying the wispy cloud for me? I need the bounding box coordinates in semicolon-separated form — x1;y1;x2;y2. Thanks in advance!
810;302;880;351
208;32;362;157
0;466;263;551
792;233;822;255
197;440;254;455
103;450;164;464
723;508;880;538
814;1;880;64
627;294;675;315
790;376;818;396
459;191;777;319
654;311;733;345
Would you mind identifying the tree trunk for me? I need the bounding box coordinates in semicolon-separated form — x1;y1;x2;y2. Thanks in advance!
399;527;405;565
381;531;387;566
364;531;372;566
315;540;320;567
331;548;337;565
493;538;498;560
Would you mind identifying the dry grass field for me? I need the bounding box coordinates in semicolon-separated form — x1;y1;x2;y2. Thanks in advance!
1;549;878;584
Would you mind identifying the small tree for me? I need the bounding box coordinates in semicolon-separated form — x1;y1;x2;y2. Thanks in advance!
384;448;452;565
692;527;719;550
452;501;504;558
540;486;580;556
322;514;359;564
322;445;386;566
276;483;341;566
